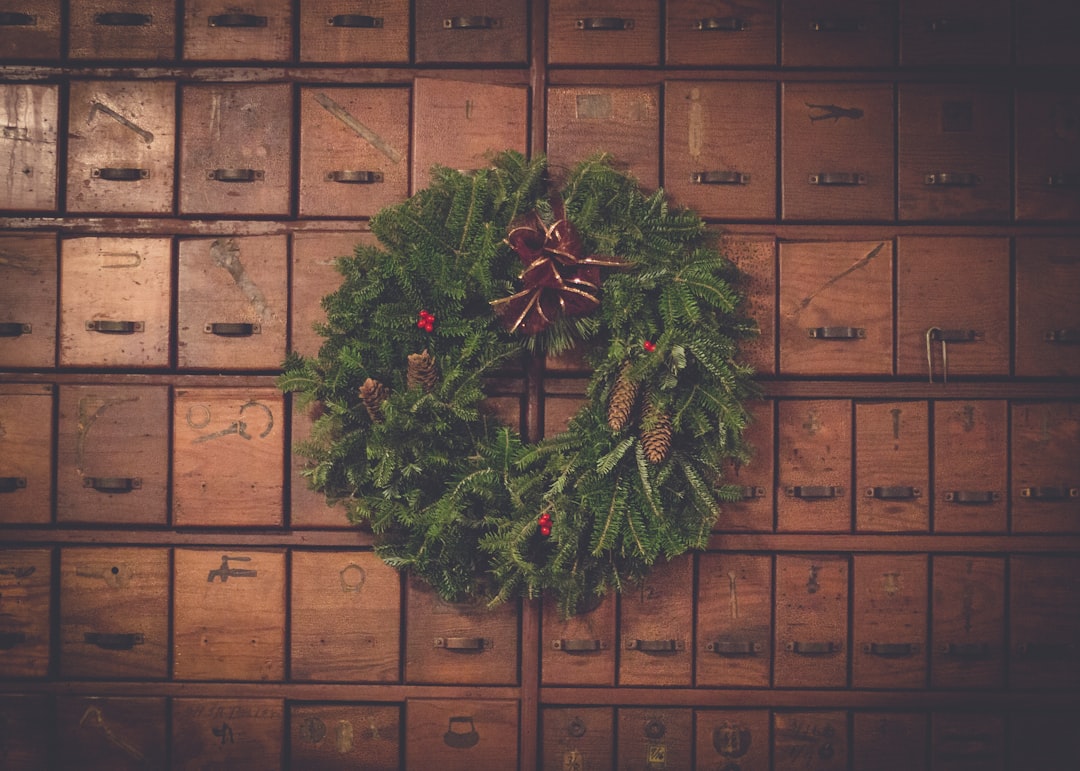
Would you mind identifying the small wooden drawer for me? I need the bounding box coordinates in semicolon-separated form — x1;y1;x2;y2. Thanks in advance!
0;233;56;369
931;555;1005;689
0;384;53;525
1011;401;1080;534
0;83;58;211
183;0;291;61
695;709;770;771
718;399;774;532
56;696;167;770
0;0;60;59
289;398;347;528
549;0;660;65
855;401;930;533
616;707;692;771
1015;237;1080;377
666;0;777;66
619;555;693;686
1009;555;1080;690
68;0;175;60
405;699;518;771
721;235;776;376
0;548;51;678
290;703;401;770
777;399;852;533
172;698;285;769
291;231;367;358
0;695;50;767
852;553;928;688
542;592;615;686
781;0;894;67
933;400;1008;533
899;0;1011;66
853;712;927;771
696;553;772;687
1015;90;1080;221
299;0;409;63
932;712;1005;771
542;707;614;771
775;554;849;687
415;0;527;64
774;710;849;771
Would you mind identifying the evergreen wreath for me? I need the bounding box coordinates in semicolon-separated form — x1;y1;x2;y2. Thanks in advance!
279;151;757;615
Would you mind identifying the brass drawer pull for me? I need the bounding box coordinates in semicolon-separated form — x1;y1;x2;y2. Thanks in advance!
693;170;750;185
807;326;866;340
92;167;149;181
927;18;979;34
208;168;264;182
929;328;982;343
786;640;842;654
0;477;27;493
739;485;766;500
1044;328;1080;344
808;172;867;186
326;170;383;184
924;172;982;186
209;13;266;27
697;17;749;31
704;640;763;655
0;11;35;25
85;320;144;334
1020;486;1079;500
443;16;499;30
943;490;1000;504
810;18;867;32
1046;172;1080;187
84;632;144;651
939;642;990;658
552;638;605;652
0;632;27;649
1016;641;1075;659
434;636;489;650
95;12;152;26
863;642;920;657
576;17;634;31
785;485;843;499
83;477;142;493
328;14;383;28
866;486;921;500
204;322;260;337
0;322;31;337
626;638;685;652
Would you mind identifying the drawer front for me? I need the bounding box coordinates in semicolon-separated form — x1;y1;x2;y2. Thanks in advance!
719;398;774;532
1015;0;1080;67
415;0;527;64
1015;90;1080;221
0;0;59;59
619;555;693;686
177;235;287;370
547;86;661;191
59;237;172;368
616;707;692;771
172;698;285;770
898;84;1011;221
0;384;53;524
0;695;50;767
173;549;286;681
405;699;518;771
1008;711;1080;771
183;0;291;61
66;80;175;214
299;87;409;217
290;703;401;770
173;387;285;527
290;399;348;528
696;553;772;687
1015;238;1080;377
1010;555;1080;690
931;712;1005;771
779;240;893;375
852;553;928;689
542;388;585;436
777;399;852;532
0;233;56;369
896;237;1010;377
290;550;401;682
56;696;167;770
781;0;894;67
179;83;291;215
0;548;51;678
666;0;777;66
933;400;1008;533
541;707;614;771
541;592;615;686
299;0;409;63
775;554;849;687
931;555;1005;689
68;0;175;60
774;710;848;771
853;712;927;771
665;82;776;220
549;0;660;66
291;231;367;358
781;82;895;221
722;235;776;376
695;709;770;771
855;401;930;532
899;0;1011;66
1011;401;1080;534
56;385;169;525
0;83;58;211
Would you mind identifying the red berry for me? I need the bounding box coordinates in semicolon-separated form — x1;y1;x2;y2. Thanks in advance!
417;320;426;329
643;340;656;352
423;322;434;333
540;524;552;536
538;512;551;524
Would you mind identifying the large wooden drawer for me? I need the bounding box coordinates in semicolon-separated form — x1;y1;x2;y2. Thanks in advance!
855;400;929;533
619;555;693;686
541;592;615;686
1011;401;1080;534
0;83;58;211
719;398;774;532
1015;237;1080;377
1010;555;1080;691
775;554;849;687
542;707;614;771
852;553;928;689
56;695;168;770
696;553;772;687
405;699;518;771
172;698;285;770
0;384;53;524
1015;89;1080;221
0;0;60;59
931;555;1005;689
290;702;401;770
0;233;56;369
933;400;1008;533
777;399;852;532
695;709;770;771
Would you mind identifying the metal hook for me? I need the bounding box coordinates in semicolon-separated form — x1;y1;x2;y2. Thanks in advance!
926;327;938;384
925;327;949;384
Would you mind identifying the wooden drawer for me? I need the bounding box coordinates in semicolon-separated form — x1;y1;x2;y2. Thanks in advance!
290;399;347;528
0;233;56;368
412;78;528;191
932;712;1004;771
664;82;776;220
182;0;291;61
0;548;51;678
719;398;774;532
0;384;53;525
1015;90;1080;221
405;699;518;771
775;554;849;687
179;83;291;215
415;0;527;64
931;555;1005;689
1015;0;1080;67
722;235;776;376
774;710;848;771
666;0;777;66
1015;237;1080;377
177;235;287;370
898;84;1011;221
541;592;615;686
899;0;1011;65
1008;711;1080;771
299;0;409;63
896;237;1010;377
546;86;661;190
405;578;519;685
68;0;175;60
290;703;401;770
852;553;928;689
56;384;169;525
856;401;929;532
695;709;769;771
781;82;895;221
0;0;59;59
778;240;893;375
57;696;167;770
173;548;286;681
933;400;1008;533
781;0;894;67
0;694;50;768
172;387;284;527
616;707;692;771
66;80;175;214
291;231;365;358
853;712;927;771
777;399;852;533
619;555;693;686
172;698;284;770
0;83;58;211
1011;401;1080;534
549;0;660;65
1010;555;1080;690
541;707;614;771
290;550;401;682
542;389;584;436
299;87;409;218
696;553;772;687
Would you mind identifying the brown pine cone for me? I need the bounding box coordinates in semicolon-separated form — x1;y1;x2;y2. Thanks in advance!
640;397;672;464
359;377;389;422
606;363;638;432
407;349;439;393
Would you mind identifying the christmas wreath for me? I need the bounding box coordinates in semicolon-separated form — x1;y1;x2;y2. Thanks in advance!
280;151;757;614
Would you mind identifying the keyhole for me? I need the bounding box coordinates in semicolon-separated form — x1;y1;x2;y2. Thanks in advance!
111;566;119;575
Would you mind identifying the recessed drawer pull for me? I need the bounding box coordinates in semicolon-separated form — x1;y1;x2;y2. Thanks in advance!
84;632;144;651
209;13;266;27
1046;172;1080;187
0;632;27;649
693;170;750;185
924;172;982;186
85;320;144;334
328;14;383;28
810;18;867;32
326;170;383;184
863;642;920;657
92;167;149;181
434;636;489;650
208;168;264;183
0;11;35;25
443;16;499;30
552;638;605;652
1020;486;1079;500
786;640;842;654
576;17;634;31
939;642;990;658
2;125;28;139
808;172;866;186
927;18;979;34
785;485;843;499
626;638;685;652
704;640;763;655
0;322;31;337
1016;641;1075;659
929;328;982;343
204;322;260;337
95;12;152;26
866;486;921;500
944;490;1000;504
697;17;749;31
83;476;142;493
739;485;765;500
0;477;27;493
1044;328;1080;344
807;326;866;340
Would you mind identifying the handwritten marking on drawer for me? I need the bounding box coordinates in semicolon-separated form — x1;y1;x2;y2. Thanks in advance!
806;103;863;122
688;88;703;158
79;707;146;761
576;94;613;120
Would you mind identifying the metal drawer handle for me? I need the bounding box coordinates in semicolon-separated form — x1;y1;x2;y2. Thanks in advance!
85;320;144;334
704;640;763;655
1044;328;1080;344
204;322;260;337
866;486;921;500
929;328;982;343
1046;172;1080;187
0;11;35;25
576;17;634;31
328;14;383;28
92;167;149;181
1020;486;1078;500
785;485;843;499
786;640;842;654
208;168;264;182
0;322;31;337
626;638;685;652
552;638;605;652
739;485;766;500
810;18;867;32
84;632;144;651
944;490;1000;504
924;172;982;186
863;642;920;657
83;477;142;493
697;17;749;31
434;636;489;650
808;172;866;186
807;326;866;340
326;170;383;184
927;18;979;34
693;171;750;185
0;477;27;493
1016;642;1075;658
443;16;499;30
0;632;27;649
95;12;152;26
208;13;267;27
939;642;990;658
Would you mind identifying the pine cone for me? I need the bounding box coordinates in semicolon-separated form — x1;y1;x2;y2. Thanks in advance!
407;349;439;393
359;377;389;422
640;397;672;464
607;363;638;432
